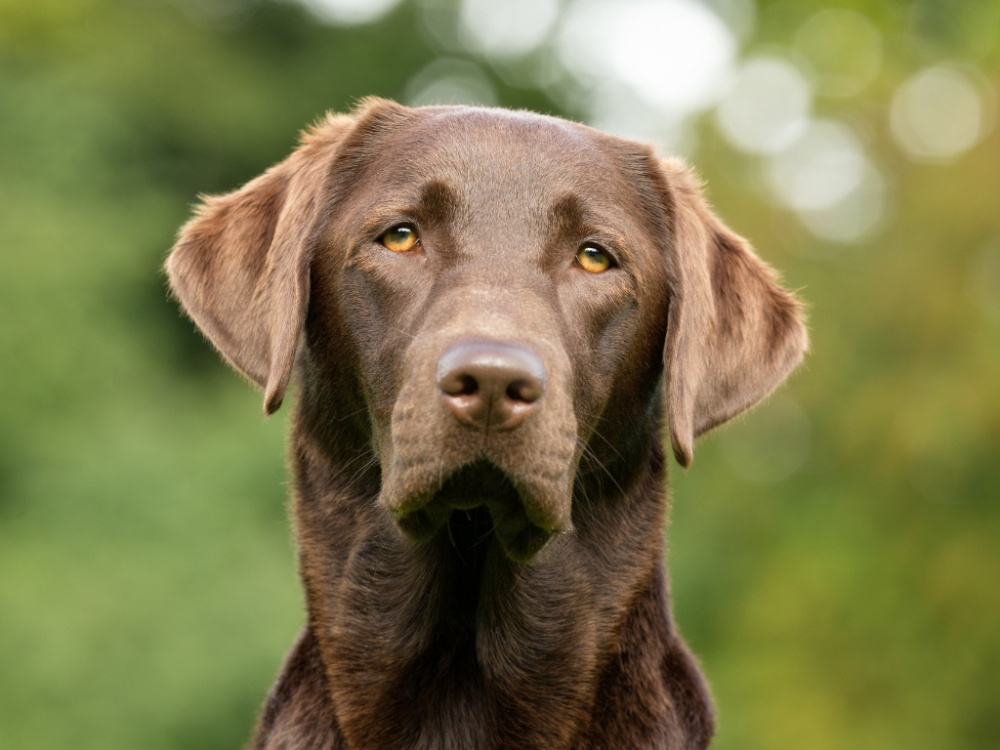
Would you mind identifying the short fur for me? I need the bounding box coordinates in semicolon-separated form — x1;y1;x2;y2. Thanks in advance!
166;99;807;749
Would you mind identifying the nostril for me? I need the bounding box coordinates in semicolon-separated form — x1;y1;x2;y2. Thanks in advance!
440;372;479;397
457;375;479;396
506;378;542;404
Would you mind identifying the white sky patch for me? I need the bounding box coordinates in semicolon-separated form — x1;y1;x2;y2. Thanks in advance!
558;0;736;116
296;0;402;25
458;0;560;59
405;58;498;107
890;63;995;162
714;56;811;154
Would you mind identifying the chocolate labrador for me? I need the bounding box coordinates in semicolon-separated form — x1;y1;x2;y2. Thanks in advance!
166;99;807;749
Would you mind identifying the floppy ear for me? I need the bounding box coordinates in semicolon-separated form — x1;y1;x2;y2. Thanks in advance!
659;159;808;467
165;112;357;415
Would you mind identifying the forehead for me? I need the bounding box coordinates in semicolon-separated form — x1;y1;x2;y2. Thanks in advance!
360;107;654;231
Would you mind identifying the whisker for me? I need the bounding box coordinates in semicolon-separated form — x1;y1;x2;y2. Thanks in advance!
577;437;626;498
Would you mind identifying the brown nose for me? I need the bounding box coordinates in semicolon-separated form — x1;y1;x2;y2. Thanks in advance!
436;341;546;432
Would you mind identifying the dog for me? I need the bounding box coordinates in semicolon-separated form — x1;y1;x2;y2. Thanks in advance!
166;98;807;749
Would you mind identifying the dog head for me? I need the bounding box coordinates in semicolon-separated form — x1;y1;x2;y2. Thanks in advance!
166;99;807;561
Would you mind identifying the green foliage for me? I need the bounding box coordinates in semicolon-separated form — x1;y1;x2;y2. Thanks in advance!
1;1;998;748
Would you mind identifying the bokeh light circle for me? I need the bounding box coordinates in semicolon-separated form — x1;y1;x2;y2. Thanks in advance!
715;56;811;154
558;0;736;115
296;0;402;25
890;63;994;162
458;0;560;59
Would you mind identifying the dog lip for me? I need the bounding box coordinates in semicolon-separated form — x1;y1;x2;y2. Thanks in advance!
393;501;559;562
394;506;446;543
390;492;434;519
389;461;568;559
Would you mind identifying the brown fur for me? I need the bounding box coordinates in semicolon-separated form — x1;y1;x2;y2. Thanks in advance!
166;99;807;749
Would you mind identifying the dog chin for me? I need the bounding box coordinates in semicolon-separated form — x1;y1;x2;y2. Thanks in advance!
388;460;566;562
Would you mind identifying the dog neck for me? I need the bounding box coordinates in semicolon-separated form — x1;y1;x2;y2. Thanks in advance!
252;395;713;750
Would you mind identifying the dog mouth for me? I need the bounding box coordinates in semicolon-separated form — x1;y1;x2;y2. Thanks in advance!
393;461;558;562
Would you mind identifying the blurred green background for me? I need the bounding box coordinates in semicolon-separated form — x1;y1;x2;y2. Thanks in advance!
2;0;998;748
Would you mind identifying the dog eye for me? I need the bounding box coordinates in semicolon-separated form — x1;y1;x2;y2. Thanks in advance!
379;224;420;253
576;244;613;273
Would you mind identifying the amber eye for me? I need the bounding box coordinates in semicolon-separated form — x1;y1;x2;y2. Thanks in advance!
379;224;420;253
576;244;613;273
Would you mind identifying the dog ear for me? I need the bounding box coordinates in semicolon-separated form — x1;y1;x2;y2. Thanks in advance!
658;159;808;468
165;111;360;415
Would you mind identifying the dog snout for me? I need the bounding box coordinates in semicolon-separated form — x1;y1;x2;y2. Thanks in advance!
436;340;545;432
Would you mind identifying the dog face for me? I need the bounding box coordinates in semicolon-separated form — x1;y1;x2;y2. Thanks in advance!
310;106;677;560
166;99;806;562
